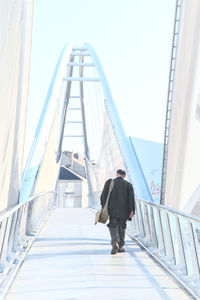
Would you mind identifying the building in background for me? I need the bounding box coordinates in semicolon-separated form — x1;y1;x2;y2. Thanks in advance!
56;152;88;208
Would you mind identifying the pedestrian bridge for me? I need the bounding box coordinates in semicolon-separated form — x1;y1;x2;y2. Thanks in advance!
5;208;192;300
1;38;200;299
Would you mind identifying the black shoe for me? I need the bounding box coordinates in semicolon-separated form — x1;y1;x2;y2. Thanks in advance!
111;241;118;255
118;247;125;253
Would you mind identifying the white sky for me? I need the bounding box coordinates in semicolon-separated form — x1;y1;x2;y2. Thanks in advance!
26;0;176;158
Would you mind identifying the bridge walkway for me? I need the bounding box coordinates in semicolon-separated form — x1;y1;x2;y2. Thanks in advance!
6;208;192;300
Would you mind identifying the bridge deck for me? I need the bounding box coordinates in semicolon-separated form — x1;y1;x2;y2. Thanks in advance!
6;208;191;300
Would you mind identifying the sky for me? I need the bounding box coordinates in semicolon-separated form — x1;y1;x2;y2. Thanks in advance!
26;0;176;159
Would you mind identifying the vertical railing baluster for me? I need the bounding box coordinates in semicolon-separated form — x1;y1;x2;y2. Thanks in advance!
175;216;187;275
0;221;6;269
18;204;29;249
0;219;8;273
157;209;166;255
143;204;151;244
188;221;200;280
134;203;140;235
26;201;35;236
137;201;145;237
163;211;175;264
149;206;158;248
7;211;18;262
12;207;23;254
0;216;12;272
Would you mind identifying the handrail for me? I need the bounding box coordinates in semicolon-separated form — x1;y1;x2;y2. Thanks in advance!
127;198;200;299
138;197;200;223
0;191;54;223
0;191;57;299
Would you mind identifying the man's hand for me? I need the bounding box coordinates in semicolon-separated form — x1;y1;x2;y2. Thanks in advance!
129;211;134;218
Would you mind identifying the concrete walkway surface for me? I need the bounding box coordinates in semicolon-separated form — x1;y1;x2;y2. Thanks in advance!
6;208;192;300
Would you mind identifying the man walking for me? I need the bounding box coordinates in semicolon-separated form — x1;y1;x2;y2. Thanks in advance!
100;169;135;255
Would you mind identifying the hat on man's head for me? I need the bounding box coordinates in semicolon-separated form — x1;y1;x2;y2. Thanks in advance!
117;169;126;176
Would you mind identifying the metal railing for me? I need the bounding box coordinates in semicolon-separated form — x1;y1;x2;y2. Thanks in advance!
127;198;200;299
0;191;57;299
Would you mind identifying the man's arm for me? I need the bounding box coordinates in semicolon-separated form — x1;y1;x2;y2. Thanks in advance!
128;184;135;217
100;179;112;207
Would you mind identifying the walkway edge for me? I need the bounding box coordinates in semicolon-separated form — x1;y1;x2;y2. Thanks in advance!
90;208;194;299
126;230;195;300
0;208;56;300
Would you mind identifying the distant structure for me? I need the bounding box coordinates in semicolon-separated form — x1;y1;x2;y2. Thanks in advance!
61;151;86;178
56;151;88;207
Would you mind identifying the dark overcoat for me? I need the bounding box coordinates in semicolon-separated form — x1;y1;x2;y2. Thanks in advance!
100;177;135;219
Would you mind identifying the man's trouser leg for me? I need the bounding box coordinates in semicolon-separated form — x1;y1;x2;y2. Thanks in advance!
118;219;127;248
107;217;119;245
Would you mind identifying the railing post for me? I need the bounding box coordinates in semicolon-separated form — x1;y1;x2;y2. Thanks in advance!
157;209;166;255
0;221;7;268
137;201;145;237
175;216;187;275
18;204;30;249
26;201;35;236
149;206;158;248
143;204;151;245
163;211;175;264
6;212;18;262
133;204;140;235
0;216;12;273
188;221;200;280
12;207;23;253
